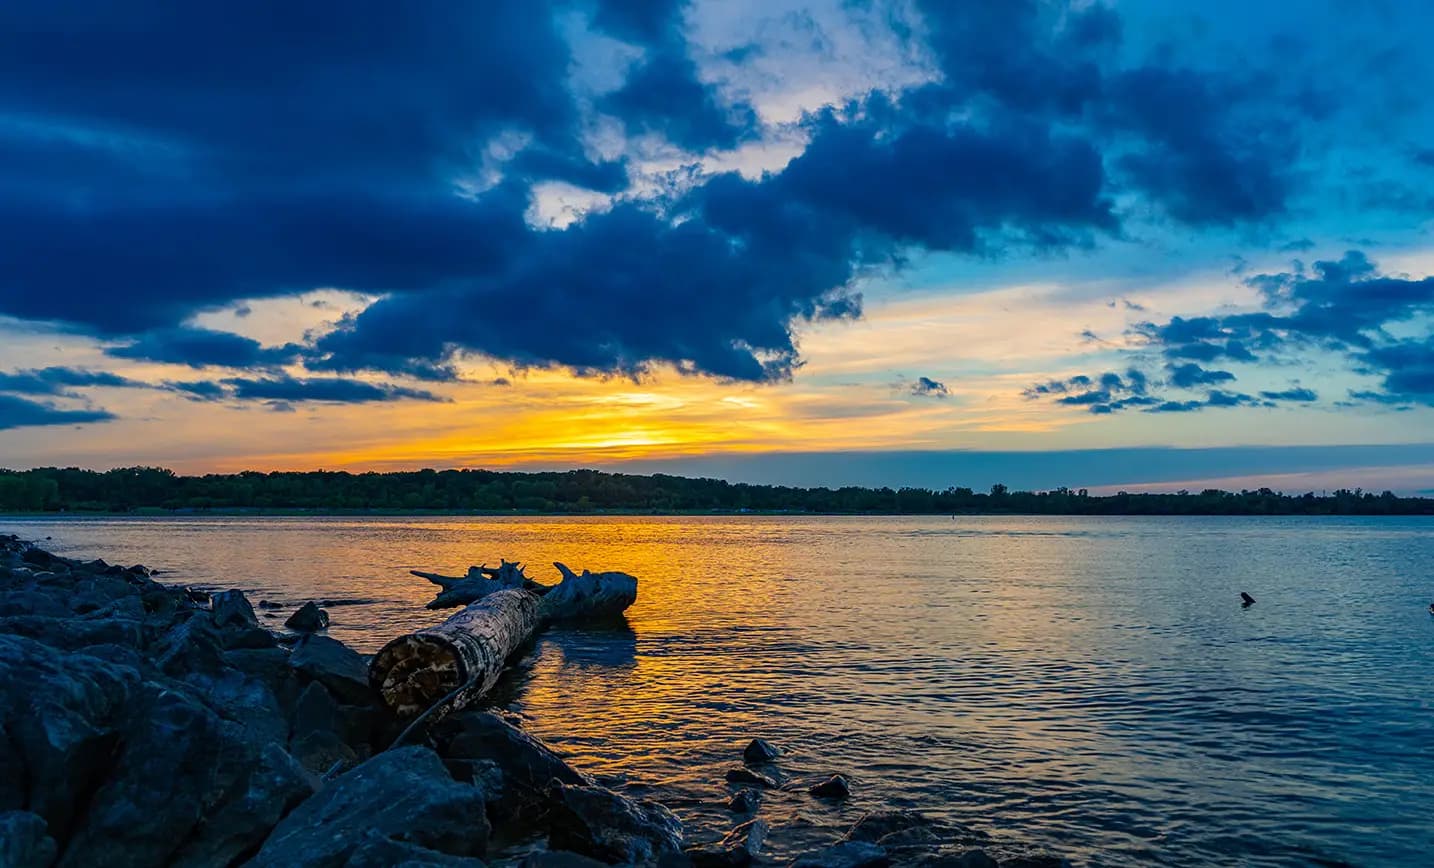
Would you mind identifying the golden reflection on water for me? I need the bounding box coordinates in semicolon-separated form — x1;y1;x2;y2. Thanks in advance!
13;514;1434;866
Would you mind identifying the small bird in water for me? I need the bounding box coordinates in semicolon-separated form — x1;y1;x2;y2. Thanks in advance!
1428;602;1434;616
1241;592;1256;608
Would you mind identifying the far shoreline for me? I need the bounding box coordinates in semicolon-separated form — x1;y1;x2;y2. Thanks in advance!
4;508;1434;519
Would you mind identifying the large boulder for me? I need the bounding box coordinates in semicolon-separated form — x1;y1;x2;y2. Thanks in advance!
0;635;140;843
169;743;316;868
288;635;372;704
247;746;489;868
59;684;310;868
547;783;684;866
0;811;57;868
436;711;591;819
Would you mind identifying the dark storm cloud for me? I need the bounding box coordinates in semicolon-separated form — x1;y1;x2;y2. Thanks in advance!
161;375;443;405
0;394;114;431
1260;387;1319;402
1127;252;1434;406
0;1;1401;386
106;327;299;369
221;376;445;405
1105;66;1294;225
909;377;949;398
1167;363;1236;389
0;367;142;396
595;0;757;152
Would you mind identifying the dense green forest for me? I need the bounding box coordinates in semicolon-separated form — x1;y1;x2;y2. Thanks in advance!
0;466;1431;515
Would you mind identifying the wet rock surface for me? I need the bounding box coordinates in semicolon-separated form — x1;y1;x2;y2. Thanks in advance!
284;601;330;633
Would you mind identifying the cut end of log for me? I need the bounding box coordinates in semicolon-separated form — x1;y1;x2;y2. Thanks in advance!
370;633;467;717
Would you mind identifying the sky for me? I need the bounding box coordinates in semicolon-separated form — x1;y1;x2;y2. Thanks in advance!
2;0;1434;493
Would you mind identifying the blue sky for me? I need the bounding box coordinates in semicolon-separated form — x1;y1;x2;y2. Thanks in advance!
1;1;1433;492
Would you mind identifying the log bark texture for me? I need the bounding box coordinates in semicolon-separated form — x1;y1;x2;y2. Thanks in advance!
369;588;540;716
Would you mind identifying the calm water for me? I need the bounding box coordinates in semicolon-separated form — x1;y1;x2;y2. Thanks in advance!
7;515;1434;866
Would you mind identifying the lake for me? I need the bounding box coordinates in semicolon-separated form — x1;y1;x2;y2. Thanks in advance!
6;514;1433;865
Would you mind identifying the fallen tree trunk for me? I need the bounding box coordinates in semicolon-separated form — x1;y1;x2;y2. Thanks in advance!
372;560;641;720
369;588;540;717
542;563;639;623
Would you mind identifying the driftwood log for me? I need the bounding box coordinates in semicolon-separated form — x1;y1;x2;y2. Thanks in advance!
370;560;639;719
411;559;549;609
370;588;541;717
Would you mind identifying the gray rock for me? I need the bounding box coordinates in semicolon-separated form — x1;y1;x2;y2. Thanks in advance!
288;634;372;704
0;635;140;843
291;680;342;741
222;625;279;651
742;738;781;765
521;851;614;868
248;746;489;868
152;611;226;676
724;767;777;788
437;711;591;819
0;613;145;651
790;841;889;868
725;788;761;814
285;601;330;633
257;600;284;609
808;775;850;799
688;819;768;868
182;665;289;747
59;684;300;868
169;742;316;868
548;783;684;866
0;811;58;868
291;728;357;775
212;588;258;629
344;831;488;867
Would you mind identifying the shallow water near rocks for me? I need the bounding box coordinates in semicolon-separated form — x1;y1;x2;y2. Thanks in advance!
9;514;1434;865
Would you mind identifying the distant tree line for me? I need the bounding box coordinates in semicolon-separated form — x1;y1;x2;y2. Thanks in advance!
0;466;1431;516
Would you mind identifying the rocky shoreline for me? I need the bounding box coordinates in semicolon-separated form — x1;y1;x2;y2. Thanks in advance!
0;533;1071;868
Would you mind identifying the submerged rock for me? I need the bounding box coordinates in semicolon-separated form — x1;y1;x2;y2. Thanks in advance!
808;775;851;799
791;841;890;868
725;788;761;814
248;746;488;867
844;811;930;844
285;601;330;632
725;767;778;788
742;738;782;765
547;783;685;866
687;818;769;868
